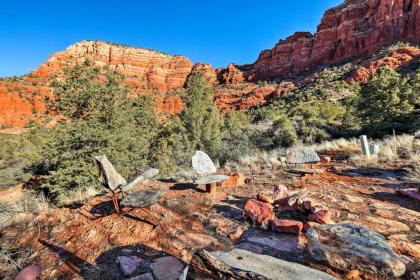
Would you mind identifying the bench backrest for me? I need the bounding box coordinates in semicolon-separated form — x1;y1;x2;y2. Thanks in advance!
93;155;127;190
286;148;320;165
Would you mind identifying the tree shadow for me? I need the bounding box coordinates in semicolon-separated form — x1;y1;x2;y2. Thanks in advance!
335;167;404;180
372;191;420;212
38;239;180;280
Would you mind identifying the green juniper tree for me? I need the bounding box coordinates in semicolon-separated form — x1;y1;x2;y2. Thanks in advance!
181;72;222;155
39;61;159;204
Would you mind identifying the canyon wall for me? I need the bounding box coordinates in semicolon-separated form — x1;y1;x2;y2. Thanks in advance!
1;0;419;127
247;0;420;81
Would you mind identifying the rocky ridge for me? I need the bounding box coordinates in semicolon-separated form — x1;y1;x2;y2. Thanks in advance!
1;0;419;127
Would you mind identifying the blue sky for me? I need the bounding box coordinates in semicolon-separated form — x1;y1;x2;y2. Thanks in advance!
0;0;343;77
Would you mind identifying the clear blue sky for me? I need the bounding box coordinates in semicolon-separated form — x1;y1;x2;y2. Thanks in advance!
0;0;343;77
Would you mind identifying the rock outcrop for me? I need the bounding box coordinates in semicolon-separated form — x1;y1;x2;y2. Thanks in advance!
34;40;195;92
247;0;420;81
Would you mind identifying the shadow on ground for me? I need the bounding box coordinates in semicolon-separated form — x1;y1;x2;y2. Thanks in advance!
38;240;173;280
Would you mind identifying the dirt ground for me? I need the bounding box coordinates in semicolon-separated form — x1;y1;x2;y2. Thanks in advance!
1;157;419;279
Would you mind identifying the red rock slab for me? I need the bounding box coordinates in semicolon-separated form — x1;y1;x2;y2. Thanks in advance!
243;199;274;229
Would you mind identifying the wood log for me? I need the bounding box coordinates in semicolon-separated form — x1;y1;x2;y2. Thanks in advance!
189;249;269;280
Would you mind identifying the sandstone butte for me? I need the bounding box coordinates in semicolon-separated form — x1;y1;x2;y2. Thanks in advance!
0;0;419;127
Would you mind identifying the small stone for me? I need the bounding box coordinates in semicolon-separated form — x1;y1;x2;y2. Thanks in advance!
345;269;360;280
15;265;42;280
273;184;289;201
307;223;406;277
117;256;143;276
308;210;332;224
257;193;273;204
221;172;246;187
228;226;244;241
150;256;184;280
302;200;312;211
243;199;274;229
270;219;303;235
303;222;319;232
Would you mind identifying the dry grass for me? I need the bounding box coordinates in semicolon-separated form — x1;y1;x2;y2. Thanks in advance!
58;186;101;207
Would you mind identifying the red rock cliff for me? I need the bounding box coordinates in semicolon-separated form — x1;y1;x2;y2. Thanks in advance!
247;0;420;81
34;40;195;92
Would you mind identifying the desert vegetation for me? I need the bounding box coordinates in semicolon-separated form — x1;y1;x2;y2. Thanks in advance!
0;61;418;206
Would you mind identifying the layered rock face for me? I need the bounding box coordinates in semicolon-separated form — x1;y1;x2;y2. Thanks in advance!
34;40;195;92
247;0;420;81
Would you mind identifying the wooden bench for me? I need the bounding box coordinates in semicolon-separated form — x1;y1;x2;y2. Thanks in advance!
192;151;229;194
284;149;324;187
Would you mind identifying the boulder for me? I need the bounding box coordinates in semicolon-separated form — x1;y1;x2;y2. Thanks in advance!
307;223;406;277
243;199;274;229
189;249;337;279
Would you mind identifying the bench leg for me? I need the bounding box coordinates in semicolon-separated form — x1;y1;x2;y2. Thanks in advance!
206;183;217;194
112;193;120;214
300;174;306;188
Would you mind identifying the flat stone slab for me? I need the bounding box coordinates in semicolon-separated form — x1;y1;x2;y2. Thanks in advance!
120;188;165;208
209;249;336;280
192;151;217;175
121;168;160;192
94;155;127;190
287;149;320;164
150;256;184;280
307;223;406;277
195;175;230;185
284;168;324;174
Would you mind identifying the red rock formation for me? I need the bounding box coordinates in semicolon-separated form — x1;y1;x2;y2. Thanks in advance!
34;40;194;92
0;81;50;127
248;0;420;81
348;46;420;82
218;64;245;85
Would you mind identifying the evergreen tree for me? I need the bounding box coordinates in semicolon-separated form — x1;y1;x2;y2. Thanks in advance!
40;62;159;203
181;72;222;154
